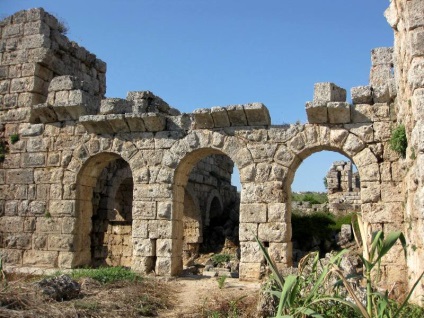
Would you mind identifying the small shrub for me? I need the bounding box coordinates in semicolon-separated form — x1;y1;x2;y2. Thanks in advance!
292;192;328;204
211;254;231;266
9;134;19;144
390;124;407;158
217;275;227;289
291;211;335;244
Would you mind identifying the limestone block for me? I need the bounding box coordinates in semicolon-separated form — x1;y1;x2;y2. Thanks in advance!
412;89;424;121
148;220;173;239
10;76;44;94
156;239;173;257
210;106;230;127
247;144;277;163
36;217;61;233
79;115;113;134
239;203;267;223
305;101;328;124
244;103;270;126
240;241;263;262
327;102;350;124
241;182;284;203
313;82;346;105
100;98;131;114
406;0;424;30
133;238;155;256
124;113;146;132
268;242;292;264
226;104;248;126
330;129;349;149
142;113;166;132
362;202;403;224
288;134;305;153
166;114;192;131
274;145;299;168
19;123;44;137
407;57;424;91
409;28;424;57
30;104;58;123
373;122;392;142
371;47;393;66
342;134;365;157
258;222;291;243
268;203;289;222
359;163;380;182
373;85;391;103
239;223;258;242
132;201;156;220
384;1;398;29
48;234;73;251
1;249;23;265
33;233;48;250
239;262;261;280
21;153;46;167
157;201;172;219
380;182;403;202
34;168;63;184
343;124;374;143
49;200;75;217
23;250;58;267
370;64;392;88
4;233;32;249
360;181;381;203
351;103;390;123
193;108;214;129
48;75;83;92
6;169;34;184
351;86;373;104
155;257;173;276
105;114;130;133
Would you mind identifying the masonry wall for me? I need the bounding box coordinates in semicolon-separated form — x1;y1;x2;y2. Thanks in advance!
0;6;417;293
386;0;424;303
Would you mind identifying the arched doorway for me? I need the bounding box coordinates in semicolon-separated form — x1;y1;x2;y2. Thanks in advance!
173;149;240;275
74;153;134;268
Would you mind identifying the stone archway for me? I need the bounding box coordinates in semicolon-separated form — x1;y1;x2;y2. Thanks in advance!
172;147;241;275
74;152;134;268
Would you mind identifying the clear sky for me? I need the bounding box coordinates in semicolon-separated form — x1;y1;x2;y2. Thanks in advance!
1;1;393;192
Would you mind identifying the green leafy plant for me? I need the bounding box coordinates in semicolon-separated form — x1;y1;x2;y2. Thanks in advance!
211;254;231;266
70;266;141;284
9;134;19;144
0;141;6;162
217;275;227;289
390;124;407;158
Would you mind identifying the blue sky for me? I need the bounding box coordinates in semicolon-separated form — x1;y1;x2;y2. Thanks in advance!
1;1;393;192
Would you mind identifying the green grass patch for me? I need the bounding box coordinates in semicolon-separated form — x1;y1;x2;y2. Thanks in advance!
292;192;328;204
211;254;232;266
70;266;141;284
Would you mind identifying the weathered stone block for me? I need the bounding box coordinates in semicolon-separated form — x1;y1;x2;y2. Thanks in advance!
148;220;173;239
268;242;292;264
313;82;346;105
100;98;131;114
142;113;166;132
226;104;248;126
210;106;230;127
23;250;58;267
239;262;261;280
239;222;258;242
240;241;263;262
193;108;214;129
48;234;73;251
258;222;291;243
370;64;392;88
48;75;82;92
327;102;350;124
305;101;328;124
157;201;172;219
6;169;34;184
239;203;267;223
351;104;390;123
268;203;289;222
406;0;424;30
244;103;270;126
351;86;373;105
105;114;130;133
49;200;75;216
371;47;393;66
156;239;173;257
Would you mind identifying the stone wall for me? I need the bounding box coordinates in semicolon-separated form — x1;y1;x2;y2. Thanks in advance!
0;6;419;296
385;0;424;303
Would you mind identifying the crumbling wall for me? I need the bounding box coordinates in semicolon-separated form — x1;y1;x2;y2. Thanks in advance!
0;6;417;292
326;161;361;215
385;0;424;304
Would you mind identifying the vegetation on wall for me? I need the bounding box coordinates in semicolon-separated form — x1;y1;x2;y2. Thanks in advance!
291;192;328;204
390;124;407;158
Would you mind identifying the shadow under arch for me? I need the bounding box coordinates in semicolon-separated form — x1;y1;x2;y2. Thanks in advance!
74;152;134;268
172;147;241;275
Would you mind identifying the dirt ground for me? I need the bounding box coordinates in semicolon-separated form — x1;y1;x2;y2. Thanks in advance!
159;275;261;317
0;273;262;318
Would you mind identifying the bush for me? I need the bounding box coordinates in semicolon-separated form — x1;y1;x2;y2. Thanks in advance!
292;192;328;204
390;124;407;158
291;211;335;244
211;254;231;266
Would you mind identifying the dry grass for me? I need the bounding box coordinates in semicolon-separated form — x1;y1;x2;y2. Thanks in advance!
0;273;174;318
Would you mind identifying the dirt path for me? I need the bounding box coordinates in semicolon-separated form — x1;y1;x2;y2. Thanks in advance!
159;275;261;317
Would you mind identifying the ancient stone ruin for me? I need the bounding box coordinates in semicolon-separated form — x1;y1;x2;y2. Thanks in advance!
0;0;423;304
